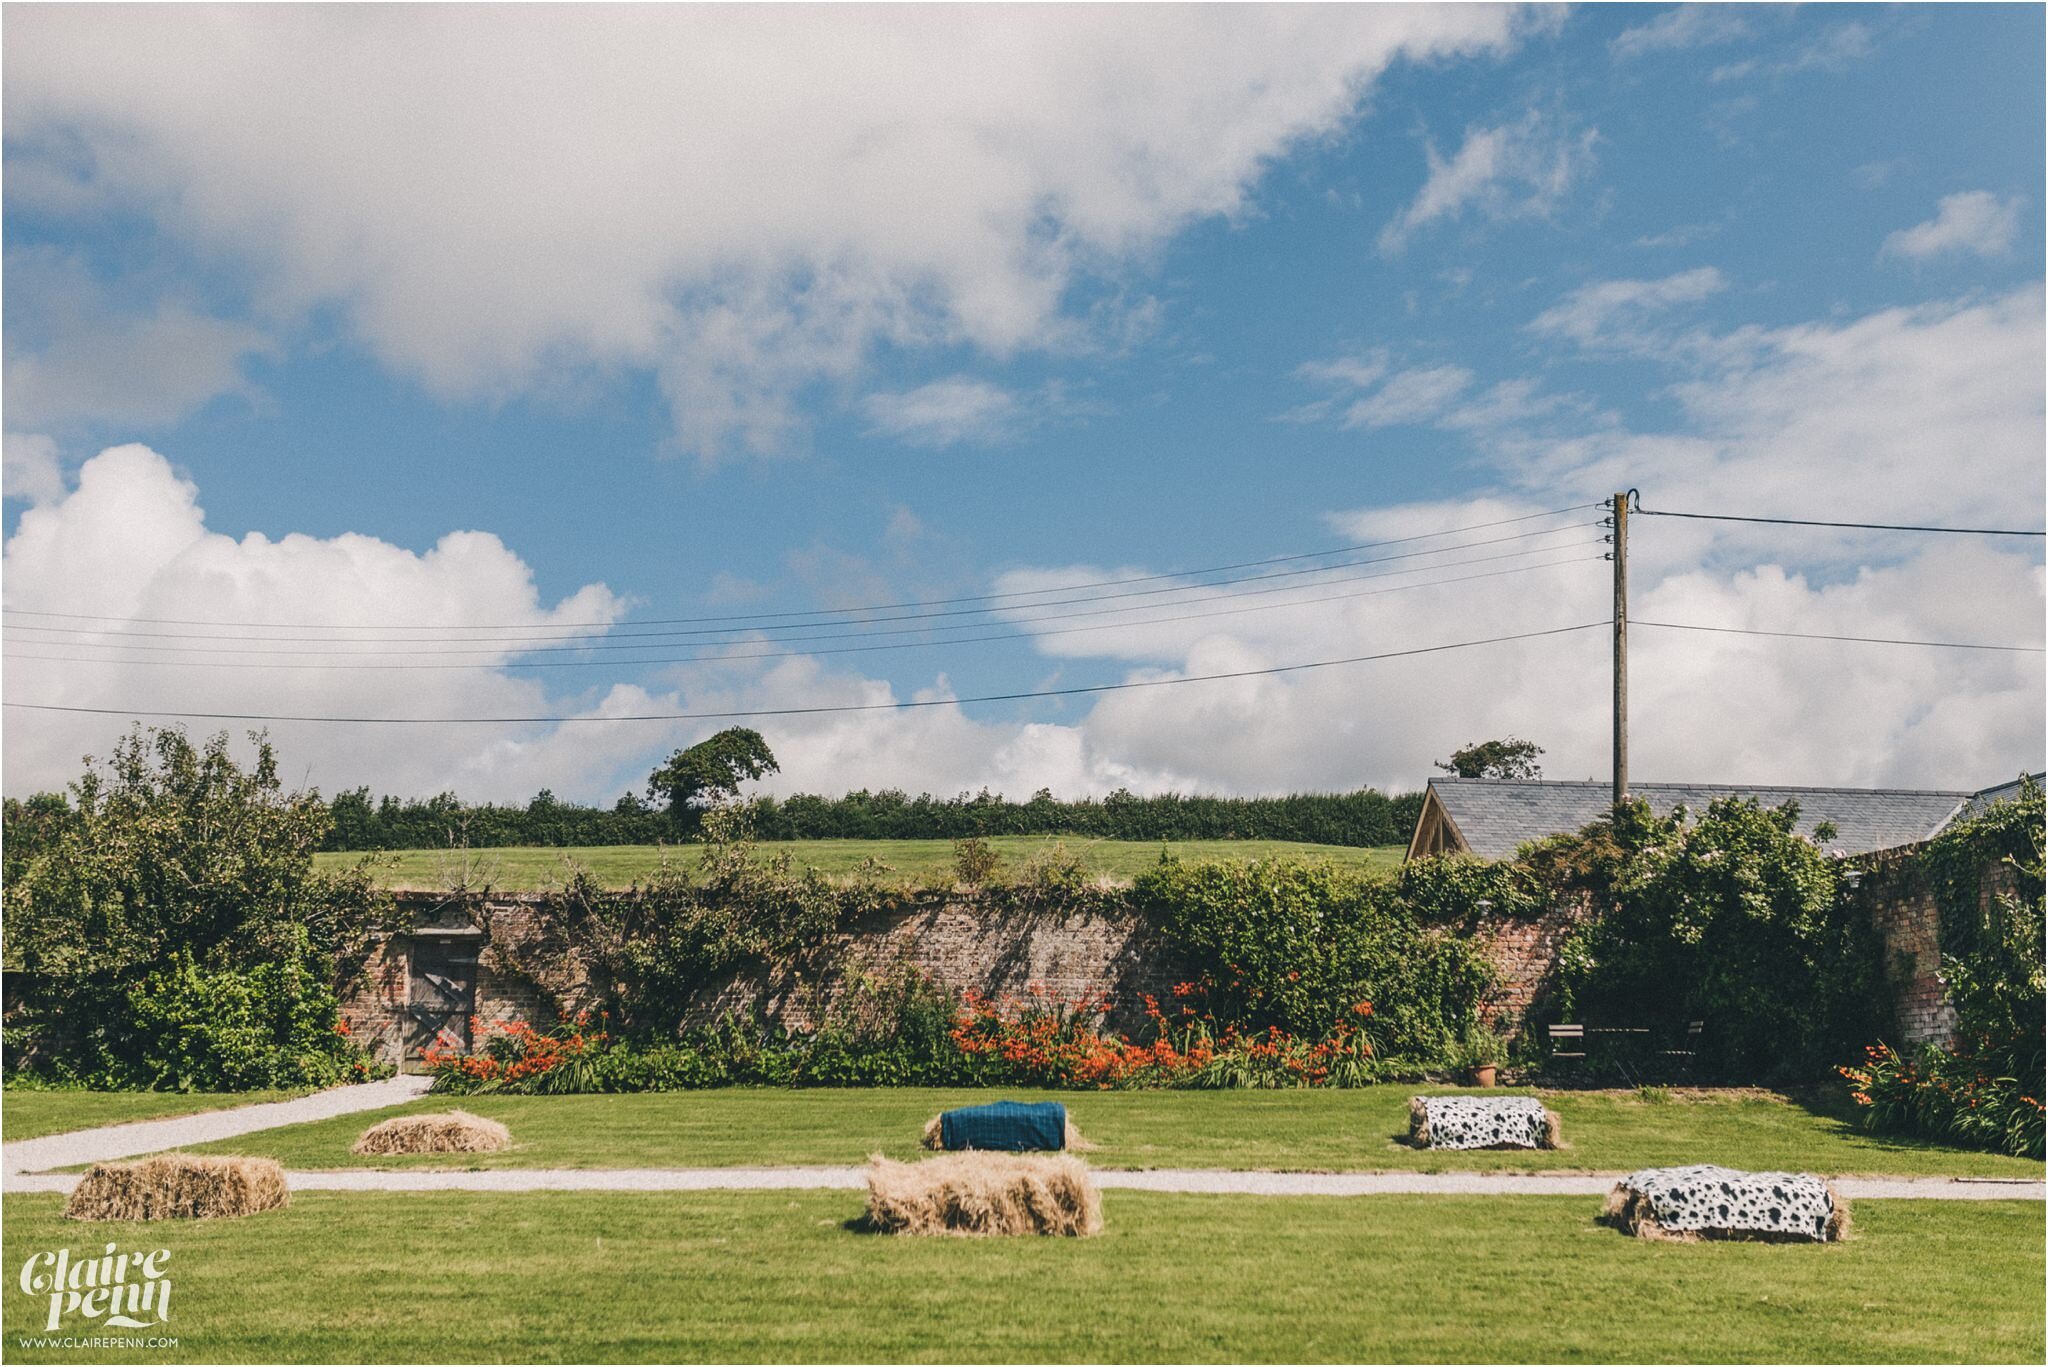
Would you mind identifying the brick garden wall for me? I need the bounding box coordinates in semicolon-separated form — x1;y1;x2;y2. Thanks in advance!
1858;846;2015;1049
341;854;1996;1066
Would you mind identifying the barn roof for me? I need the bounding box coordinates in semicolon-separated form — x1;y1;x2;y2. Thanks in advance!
1945;773;2045;827
1409;778;1987;862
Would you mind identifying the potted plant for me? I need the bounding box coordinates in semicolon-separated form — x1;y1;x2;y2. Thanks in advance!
1459;1022;1509;1087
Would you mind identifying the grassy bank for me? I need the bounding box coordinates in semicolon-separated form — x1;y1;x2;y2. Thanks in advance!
174;1086;2047;1178
314;837;1405;891
3;1190;2038;1363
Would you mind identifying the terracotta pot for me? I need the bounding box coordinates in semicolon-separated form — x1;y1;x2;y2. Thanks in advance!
1473;1064;1499;1088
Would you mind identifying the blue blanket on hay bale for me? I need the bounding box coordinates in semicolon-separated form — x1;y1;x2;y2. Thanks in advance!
939;1100;1068;1152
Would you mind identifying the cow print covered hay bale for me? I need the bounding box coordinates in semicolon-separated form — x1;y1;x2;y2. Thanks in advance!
65;1154;289;1222
1602;1164;1848;1242
1408;1095;1560;1150
865;1152;1102;1237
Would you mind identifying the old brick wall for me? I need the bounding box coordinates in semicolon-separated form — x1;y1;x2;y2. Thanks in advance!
342;891;1189;1063
688;896;1190;1034
336;936;410;1068
339;853;2010;1065
1859;847;2016;1049
1467;895;1594;1023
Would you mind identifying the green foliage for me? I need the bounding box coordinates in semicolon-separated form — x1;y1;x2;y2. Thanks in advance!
1843;1043;2044;1161
1435;737;1544;779
525;813;882;1041
1844;778;2045;1158
1544;795;1880;1080
646;727;780;833
2;726;388;1088
122;943;375;1091
951;836;1001;887
310;783;1426;850
1133;858;1492;1061
1395;853;1548;925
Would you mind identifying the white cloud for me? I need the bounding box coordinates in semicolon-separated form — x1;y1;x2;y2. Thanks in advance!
1;444;649;801
8;287;2038;809
1710;22;1873;83
1526;267;1726;350
1882;191;2024;262
1295;352;1391;390
2;255;273;434
1610;6;1753;61
3;5;1528;459
2;433;65;506
1378;112;1598;254
1342;365;1476;428
863;378;1023;448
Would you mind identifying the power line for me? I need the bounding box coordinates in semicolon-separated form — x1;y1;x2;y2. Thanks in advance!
1634;621;2048;653
1634;505;2048;537
3;521;1602;647
4;532;1608;657
0;502;1604;633
2;554;1607;672
0;621;1607;725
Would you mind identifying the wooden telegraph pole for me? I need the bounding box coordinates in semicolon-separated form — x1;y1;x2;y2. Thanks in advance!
1611;490;1629;808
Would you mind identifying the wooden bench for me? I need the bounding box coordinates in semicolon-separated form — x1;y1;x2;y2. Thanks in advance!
1549;1021;1703;1074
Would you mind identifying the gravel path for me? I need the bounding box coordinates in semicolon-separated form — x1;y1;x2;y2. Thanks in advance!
6;1083;2040;1202
5;1163;2039;1200
1;1075;433;1179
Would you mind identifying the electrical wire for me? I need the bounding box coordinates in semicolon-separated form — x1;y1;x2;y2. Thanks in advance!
2;554;1607;672
0;621;1607;724
0;502;1604;633
1633;621;2047;653
3;533;1608;658
1633;506;2048;537
2;521;1603;647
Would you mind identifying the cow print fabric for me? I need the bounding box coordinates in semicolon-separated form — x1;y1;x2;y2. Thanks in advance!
1618;1164;1839;1241
1413;1096;1552;1150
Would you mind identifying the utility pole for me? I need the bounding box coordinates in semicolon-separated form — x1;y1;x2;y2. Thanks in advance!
1611;490;1629;808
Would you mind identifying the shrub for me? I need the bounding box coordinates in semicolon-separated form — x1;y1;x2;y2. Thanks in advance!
1841;778;2045;1158
952;837;1001;887
1544;796;1880;1081
2;727;388;1089
121;943;376;1091
1134;857;1491;1061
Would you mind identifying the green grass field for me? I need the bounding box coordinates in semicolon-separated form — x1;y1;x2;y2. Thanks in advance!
1;1088;312;1142
2;1191;2038;1363
175;1086;2046;1178
314;837;1405;891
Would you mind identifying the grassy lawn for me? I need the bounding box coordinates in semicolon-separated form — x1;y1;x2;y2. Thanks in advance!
315;837;1405;891
2;1088;313;1142
177;1085;2046;1178
3;1190;2038;1363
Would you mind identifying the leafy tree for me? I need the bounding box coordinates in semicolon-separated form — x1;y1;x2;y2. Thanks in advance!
1544;796;1880;1080
647;728;780;832
1436;737;1545;780
2;726;386;1087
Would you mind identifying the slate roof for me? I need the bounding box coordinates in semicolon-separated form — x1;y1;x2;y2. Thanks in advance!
1420;778;1979;861
1943;773;2045;828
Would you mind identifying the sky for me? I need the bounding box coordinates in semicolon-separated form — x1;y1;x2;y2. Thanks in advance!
3;3;2043;805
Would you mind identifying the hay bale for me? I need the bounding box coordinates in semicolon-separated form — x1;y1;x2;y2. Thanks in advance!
1602;1164;1848;1243
920;1112;1094;1152
865;1152;1103;1237
1408;1095;1560;1150
65;1154;288;1222
352;1110;511;1156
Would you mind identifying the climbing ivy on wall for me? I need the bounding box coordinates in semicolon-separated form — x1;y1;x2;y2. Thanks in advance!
1536;795;1882;1082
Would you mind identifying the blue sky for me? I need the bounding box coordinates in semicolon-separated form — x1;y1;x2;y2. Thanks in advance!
4;4;2043;803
